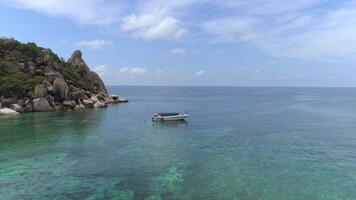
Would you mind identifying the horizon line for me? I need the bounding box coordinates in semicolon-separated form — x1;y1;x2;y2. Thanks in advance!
106;85;356;88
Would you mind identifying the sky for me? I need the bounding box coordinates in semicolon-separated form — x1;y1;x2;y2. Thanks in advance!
1;0;356;87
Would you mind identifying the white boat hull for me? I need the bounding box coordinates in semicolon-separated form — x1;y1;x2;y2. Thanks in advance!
153;114;188;121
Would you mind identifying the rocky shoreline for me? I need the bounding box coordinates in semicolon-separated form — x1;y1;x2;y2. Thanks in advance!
0;93;128;115
0;38;127;115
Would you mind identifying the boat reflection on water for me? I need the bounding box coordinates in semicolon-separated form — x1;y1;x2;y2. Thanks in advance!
152;120;188;128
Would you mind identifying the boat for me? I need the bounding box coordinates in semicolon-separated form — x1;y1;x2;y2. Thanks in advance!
152;112;189;121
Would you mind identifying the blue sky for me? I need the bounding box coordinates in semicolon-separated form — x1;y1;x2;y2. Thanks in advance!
1;0;356;87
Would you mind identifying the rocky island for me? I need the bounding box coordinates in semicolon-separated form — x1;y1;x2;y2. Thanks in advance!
0;38;127;115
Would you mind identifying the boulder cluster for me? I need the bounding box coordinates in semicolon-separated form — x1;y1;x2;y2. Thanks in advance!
0;38;127;115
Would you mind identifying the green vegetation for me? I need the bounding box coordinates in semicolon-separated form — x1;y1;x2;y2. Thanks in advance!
0;61;45;98
59;62;93;92
14;42;42;61
0;38;42;62
0;38;46;98
0;38;93;98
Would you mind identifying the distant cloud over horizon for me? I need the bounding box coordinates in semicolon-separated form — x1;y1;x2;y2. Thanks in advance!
170;48;186;55
77;39;112;50
195;70;204;76
201;0;356;60
118;67;148;76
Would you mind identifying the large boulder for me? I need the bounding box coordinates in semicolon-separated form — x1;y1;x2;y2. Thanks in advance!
34;84;47;98
16;99;25;107
36;56;44;66
33;98;53;111
44;67;62;83
0;97;16;108
90;96;99;103
87;71;107;94
27;65;36;76
94;102;107;108
42;49;53;66
23;99;33;112
74;103;85;110
43;80;54;94
11;104;24;113
96;94;111;103
53;77;69;102
68;50;91;77
82;99;94;108
23;102;33;112
67;50;107;94
54;104;63;111
70;86;89;101
0;108;19;115
62;101;76;109
47;95;56;107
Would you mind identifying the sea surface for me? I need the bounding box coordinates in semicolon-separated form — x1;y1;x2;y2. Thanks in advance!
1;86;356;200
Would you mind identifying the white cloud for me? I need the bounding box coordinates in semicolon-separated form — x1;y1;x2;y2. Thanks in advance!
195;70;204;76
121;11;186;40
202;17;258;42
77;39;112;49
5;0;122;25
218;0;324;16
4;0;190;40
119;67;148;76
5;0;356;60
93;65;106;76
201;0;356;60
170;48;186;55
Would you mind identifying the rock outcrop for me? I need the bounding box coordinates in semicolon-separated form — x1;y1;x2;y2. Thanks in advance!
53;77;68;102
70;86;89;101
0;108;19;115
94;101;107;108
34;84;47;98
67;50;107;94
0;38;127;114
33;98;53;112
11;104;24;113
83;99;94;108
68;50;90;78
62;101;76;109
87;71;107;94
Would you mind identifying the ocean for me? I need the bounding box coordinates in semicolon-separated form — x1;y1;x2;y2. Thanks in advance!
1;86;356;199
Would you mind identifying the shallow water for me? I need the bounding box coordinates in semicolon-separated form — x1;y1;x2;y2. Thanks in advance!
1;86;356;200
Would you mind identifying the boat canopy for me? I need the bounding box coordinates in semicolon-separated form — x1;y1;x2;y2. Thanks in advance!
158;112;180;116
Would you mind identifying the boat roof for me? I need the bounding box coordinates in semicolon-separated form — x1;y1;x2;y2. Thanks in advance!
158;112;180;116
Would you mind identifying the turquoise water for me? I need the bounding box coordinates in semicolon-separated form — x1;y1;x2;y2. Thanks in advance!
1;86;356;200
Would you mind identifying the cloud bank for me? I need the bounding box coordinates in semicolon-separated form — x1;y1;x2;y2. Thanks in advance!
5;0;122;25
5;0;356;60
119;67;148;76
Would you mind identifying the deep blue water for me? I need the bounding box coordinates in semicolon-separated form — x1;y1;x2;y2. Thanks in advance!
1;86;356;199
